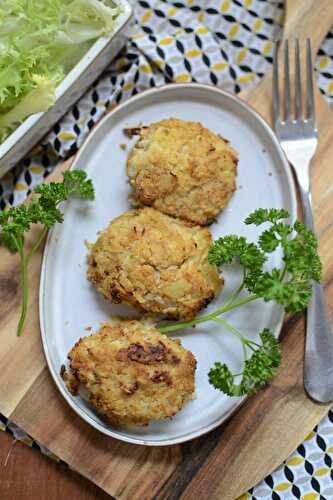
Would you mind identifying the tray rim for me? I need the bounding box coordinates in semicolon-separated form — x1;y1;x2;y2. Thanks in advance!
39;82;297;446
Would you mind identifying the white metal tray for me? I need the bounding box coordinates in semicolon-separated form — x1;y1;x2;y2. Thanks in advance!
0;0;132;178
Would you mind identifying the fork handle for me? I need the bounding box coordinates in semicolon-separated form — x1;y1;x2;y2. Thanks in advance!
299;183;333;403
299;183;315;231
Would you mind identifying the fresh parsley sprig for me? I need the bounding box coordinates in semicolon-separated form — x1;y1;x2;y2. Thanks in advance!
159;208;322;397
244;209;322;312
0;170;95;336
208;326;281;396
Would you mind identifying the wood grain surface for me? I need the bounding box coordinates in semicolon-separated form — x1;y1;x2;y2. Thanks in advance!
1;1;333;499
0;431;110;500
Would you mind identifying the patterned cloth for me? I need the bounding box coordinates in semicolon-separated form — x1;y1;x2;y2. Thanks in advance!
1;1;333;498
0;0;284;208
317;31;333;107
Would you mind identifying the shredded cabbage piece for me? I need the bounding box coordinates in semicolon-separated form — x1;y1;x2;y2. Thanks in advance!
0;0;120;143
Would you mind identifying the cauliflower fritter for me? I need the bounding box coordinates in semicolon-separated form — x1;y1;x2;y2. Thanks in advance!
87;207;223;320
63;319;196;426
126;118;238;225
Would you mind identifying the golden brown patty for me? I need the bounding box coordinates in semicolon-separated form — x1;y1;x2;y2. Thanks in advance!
126;118;238;225
63;319;196;426
87;207;222;320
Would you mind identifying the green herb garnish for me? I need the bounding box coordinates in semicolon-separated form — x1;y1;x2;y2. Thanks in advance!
0;170;95;336
159;209;322;397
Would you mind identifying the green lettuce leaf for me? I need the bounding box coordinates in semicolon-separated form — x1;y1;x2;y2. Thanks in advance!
0;75;56;142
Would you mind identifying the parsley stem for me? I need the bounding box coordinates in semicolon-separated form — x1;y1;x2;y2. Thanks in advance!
217;295;258;313
17;249;28;337
17;227;48;336
26;227;48;263
212;317;248;360
223;270;246;308
212;317;243;338
158;295;258;333
280;265;287;281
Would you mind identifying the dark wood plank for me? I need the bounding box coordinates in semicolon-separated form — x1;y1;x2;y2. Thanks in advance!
0;431;111;500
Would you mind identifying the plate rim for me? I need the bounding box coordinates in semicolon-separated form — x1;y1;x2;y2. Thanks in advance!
39;83;297;446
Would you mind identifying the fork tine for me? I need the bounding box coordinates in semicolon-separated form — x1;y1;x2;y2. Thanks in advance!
284;40;291;121
272;42;280;123
295;39;302;119
306;38;315;120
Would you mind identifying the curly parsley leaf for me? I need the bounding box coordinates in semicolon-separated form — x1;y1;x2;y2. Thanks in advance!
0;206;31;252
244;208;290;226
285;221;322;283
242;209;322;312
208;235;266;289
35;169;95;204
209;329;281;396
208;362;239;396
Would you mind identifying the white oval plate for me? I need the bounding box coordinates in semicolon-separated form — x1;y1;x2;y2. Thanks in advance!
40;84;296;446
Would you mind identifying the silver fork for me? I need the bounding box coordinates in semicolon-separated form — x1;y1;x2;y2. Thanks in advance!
273;39;333;403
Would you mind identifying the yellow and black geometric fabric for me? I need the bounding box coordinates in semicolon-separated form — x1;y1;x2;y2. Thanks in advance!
0;0;284;208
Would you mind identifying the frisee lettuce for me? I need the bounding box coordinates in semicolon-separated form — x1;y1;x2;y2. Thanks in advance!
0;0;120;142
0;76;56;142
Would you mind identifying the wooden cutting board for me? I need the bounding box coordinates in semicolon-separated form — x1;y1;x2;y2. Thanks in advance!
1;1;333;498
